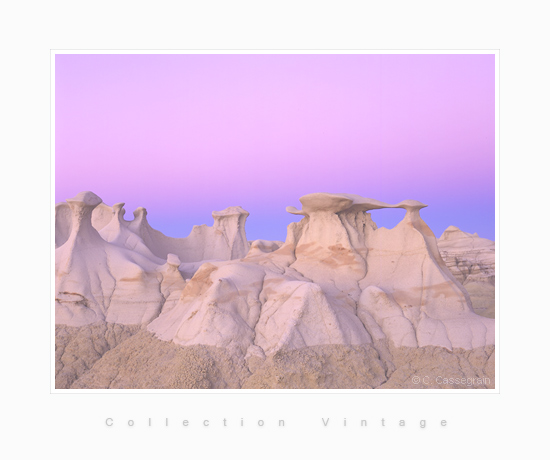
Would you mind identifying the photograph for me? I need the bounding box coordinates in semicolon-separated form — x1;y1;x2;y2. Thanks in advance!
4;1;548;458
54;52;496;390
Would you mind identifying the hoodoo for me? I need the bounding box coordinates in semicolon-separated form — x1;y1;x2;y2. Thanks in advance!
55;191;495;389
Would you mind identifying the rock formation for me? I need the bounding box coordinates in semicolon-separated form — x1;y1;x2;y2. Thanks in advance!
55;191;496;389
55;192;169;326
128;206;250;263
437;226;495;318
54;192;250;327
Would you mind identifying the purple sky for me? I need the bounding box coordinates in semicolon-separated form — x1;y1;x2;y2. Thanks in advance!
55;53;495;241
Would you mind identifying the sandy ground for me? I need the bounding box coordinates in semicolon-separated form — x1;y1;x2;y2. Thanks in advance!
56;323;494;390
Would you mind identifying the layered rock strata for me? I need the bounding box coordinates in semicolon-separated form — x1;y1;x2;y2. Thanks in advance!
437;226;495;318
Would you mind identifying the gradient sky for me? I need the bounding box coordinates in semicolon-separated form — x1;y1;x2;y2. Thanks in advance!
55;53;495;241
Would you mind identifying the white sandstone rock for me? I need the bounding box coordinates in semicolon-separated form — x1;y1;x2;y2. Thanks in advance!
56;191;495;358
55;192;171;326
129;206;250;263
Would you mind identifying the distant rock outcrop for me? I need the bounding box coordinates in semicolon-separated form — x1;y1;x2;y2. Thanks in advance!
437;226;495;318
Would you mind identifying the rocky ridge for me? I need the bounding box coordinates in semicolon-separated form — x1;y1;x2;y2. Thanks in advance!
55;191;496;389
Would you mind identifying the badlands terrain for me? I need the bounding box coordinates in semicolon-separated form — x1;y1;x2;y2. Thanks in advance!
55;192;495;389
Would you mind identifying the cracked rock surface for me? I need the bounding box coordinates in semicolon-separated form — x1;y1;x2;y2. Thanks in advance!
56;328;494;389
55;322;141;389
